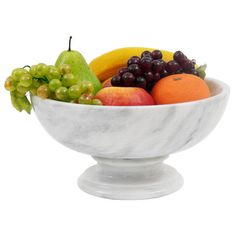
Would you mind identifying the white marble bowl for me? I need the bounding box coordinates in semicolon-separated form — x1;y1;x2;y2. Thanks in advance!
32;78;229;200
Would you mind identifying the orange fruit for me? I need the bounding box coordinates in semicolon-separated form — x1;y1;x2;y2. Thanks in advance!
151;74;211;104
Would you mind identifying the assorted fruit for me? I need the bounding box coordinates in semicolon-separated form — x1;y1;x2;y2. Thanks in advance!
110;49;203;92
55;37;102;94
89;47;173;82
4;37;102;113
4;37;211;113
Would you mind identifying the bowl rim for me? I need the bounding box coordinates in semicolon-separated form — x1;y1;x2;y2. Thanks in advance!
32;77;230;109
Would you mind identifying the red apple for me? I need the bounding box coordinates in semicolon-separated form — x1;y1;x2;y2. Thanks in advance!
95;87;155;106
102;78;112;88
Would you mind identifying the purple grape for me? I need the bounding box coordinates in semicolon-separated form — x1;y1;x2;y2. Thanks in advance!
160;69;169;78
127;56;140;66
140;57;152;72
153;72;161;82
122;72;135;86
135;77;147;89
166;60;181;73
128;64;142;76
190;69;199;76
173;51;187;64
147;82;155;92
118;67;129;76
144;71;154;83
141;51;152;58
111;75;121;86
179;58;189;67
182;60;195;71
152;59;166;73
175;69;183;74
151;50;162;60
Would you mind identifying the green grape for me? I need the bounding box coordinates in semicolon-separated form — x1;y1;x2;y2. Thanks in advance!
70;99;78;103
68;84;82;99
14;91;26;98
78;93;93;105
6;63;100;114
87;83;94;93
48;65;57;71
36;63;49;76
80;81;94;94
32;79;41;88
19;73;32;87
29;65;38;77
37;84;51;99
92;99;103;105
61;73;77;87
10;91;32;113
10;92;23;112
4;76;15;91
29;87;37;95
49;79;62;92
49;92;57;100
16;84;28;95
55;87;68;101
29;80;42;95
16;96;32;114
80;81;88;93
30;63;49;78
58;64;71;75
47;65;61;81
11;68;28;81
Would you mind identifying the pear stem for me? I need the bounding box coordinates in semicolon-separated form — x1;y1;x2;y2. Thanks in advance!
68;36;72;51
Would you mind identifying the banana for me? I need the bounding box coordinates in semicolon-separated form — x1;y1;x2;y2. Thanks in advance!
89;47;174;82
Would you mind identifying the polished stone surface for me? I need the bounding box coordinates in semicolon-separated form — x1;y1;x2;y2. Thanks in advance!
32;78;229;199
78;156;184;200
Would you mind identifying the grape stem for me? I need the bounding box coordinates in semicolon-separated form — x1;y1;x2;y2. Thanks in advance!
33;76;49;83
68;36;72;51
23;65;31;69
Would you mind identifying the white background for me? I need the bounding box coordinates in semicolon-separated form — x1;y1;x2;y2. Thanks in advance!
0;0;235;235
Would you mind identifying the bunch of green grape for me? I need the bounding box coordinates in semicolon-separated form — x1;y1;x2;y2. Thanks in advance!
4;63;102;113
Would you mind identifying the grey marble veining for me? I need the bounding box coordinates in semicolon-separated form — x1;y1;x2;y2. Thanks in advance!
32;78;229;159
31;78;229;199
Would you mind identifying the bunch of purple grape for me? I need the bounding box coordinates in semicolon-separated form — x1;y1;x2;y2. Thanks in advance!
111;50;199;92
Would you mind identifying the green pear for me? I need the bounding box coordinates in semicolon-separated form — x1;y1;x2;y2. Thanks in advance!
55;36;102;94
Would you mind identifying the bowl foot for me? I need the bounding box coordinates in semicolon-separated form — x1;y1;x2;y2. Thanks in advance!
78;156;183;200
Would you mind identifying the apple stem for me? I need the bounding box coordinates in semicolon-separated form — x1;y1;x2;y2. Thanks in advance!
68;36;72;51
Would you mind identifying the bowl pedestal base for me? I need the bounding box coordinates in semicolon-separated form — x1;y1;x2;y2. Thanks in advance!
78;156;183;200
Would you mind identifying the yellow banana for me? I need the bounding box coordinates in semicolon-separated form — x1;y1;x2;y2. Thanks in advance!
89;47;174;82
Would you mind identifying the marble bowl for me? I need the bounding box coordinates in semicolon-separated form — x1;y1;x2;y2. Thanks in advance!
32;78;229;200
